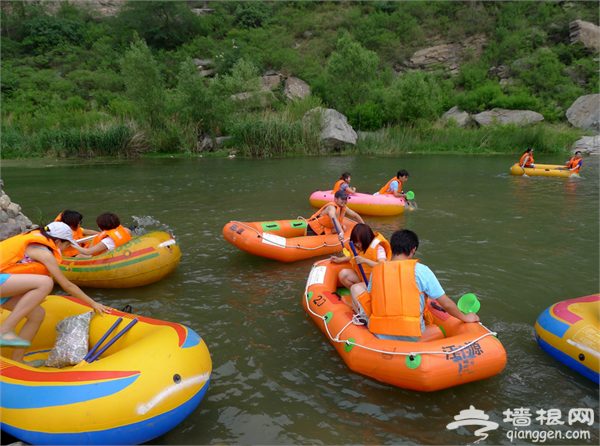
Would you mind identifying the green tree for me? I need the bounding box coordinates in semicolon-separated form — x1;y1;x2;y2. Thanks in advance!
234;2;273;28
120;36;165;127
176;59;219;132
384;71;443;123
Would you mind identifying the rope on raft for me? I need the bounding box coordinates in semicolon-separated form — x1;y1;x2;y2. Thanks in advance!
304;259;498;358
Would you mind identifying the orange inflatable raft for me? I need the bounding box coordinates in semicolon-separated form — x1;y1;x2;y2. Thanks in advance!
222;218;357;262
303;261;507;391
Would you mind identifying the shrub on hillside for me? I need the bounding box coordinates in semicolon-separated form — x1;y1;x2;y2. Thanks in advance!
234;2;273;29
384;71;443;123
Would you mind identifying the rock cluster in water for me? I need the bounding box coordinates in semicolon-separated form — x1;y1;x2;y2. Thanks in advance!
0;180;37;241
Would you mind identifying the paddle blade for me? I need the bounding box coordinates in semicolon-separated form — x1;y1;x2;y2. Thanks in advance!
343;248;350;257
406;191;415;200
457;293;480;314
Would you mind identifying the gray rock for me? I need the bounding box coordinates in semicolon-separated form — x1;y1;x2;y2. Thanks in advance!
473;109;544;127
569;20;599;54
0;194;10;211
441;106;469;128
572;135;600;156
261;74;282;92
193;58;214;68
1;210;8;223
0;179;4;187
304;107;357;147
14;213;26;223
199;69;214;78
303;31;313;38
198;134;214;152
6;202;21;219
566;94;599;134
215;136;232;147
264;70;278;76
0;223;22;241
18;221;27;233
284;77;311;101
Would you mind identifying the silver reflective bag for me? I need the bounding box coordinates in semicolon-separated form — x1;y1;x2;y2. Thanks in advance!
45;311;94;368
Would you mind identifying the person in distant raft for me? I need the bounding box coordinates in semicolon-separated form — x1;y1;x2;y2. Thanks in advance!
330;223;391;288
333;172;356;195
350;229;479;342
375;170;409;198
54;210;99;257
306;190;364;242
519;148;535;169
69;212;132;257
557;151;582;173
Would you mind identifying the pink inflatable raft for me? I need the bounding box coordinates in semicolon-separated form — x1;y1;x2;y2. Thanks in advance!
309;190;407;216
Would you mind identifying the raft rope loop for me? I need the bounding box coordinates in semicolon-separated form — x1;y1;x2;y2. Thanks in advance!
229;220;350;250
304;261;498;359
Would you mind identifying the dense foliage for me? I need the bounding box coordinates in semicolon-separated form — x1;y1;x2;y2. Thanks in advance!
1;1;597;157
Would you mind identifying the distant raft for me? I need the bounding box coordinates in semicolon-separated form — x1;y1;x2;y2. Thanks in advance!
222;218;357;262
60;231;181;288
535;294;599;383
309;190;406;216
0;295;211;445
303;261;507;391
509;163;580;178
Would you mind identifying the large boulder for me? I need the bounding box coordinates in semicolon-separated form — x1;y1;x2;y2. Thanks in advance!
569;20;600;54
284;77;311;101
566;94;599;134
304;108;357;147
473;109;544;127
441;106;469;128
572;135;600;156
261;73;282;92
0;223;21;241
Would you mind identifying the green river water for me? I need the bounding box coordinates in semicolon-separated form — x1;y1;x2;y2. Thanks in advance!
2;154;598;445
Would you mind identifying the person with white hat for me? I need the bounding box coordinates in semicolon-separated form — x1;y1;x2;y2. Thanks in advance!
0;222;111;367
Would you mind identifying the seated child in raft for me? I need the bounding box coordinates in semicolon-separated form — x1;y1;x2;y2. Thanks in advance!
55;210;99;257
69;213;132;257
330;224;391;289
333;172;356;195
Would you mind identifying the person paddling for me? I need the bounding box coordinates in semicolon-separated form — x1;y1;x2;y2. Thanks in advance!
0;222;110;366
519;148;535;170
376;170;409;198
306;190;364;242
333;172;356;195
557;151;582;173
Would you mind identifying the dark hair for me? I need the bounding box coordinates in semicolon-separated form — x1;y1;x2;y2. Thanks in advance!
60;210;83;230
523;148;534;154
96;213;121;231
390;229;419;256
575;151;582;155
340;172;351;181
397;169;409;178
350;224;376;253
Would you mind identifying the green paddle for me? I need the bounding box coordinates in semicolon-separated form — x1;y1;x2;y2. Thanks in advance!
457;293;480;314
405;191;415;210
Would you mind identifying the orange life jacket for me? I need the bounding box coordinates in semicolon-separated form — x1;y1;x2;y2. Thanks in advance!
567;157;582;173
379;177;400;195
0;230;62;276
91;225;132;256
520;153;534;167
357;259;432;338
349;232;391;276
333;179;348;193
55;213;87;257
307;203;346;236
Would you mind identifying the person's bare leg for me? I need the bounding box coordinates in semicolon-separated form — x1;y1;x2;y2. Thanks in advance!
339;269;362;289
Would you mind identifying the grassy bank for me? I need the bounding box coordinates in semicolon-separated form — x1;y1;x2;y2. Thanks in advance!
2;118;584;159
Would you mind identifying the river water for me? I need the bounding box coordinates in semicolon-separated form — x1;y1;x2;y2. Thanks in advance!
2;154;598;445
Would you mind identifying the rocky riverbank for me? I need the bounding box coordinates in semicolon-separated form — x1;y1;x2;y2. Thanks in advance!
0;181;37;241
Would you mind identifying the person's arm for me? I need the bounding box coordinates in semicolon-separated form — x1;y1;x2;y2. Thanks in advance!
81;228;99;236
25;247;111;315
436;294;479;323
346;186;357;194
323;206;345;241
330;255;351;264
344;208;364;224
354;255;378;268
69;241;108;256
569;160;582;171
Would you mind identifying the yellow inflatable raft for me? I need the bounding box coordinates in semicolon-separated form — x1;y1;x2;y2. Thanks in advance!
60;231;181;288
0;295;211;445
509;163;580;178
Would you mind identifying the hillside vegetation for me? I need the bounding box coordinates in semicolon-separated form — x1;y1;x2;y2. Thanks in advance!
2;1;598;158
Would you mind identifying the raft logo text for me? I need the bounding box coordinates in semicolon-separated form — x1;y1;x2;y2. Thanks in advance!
446;406;594;443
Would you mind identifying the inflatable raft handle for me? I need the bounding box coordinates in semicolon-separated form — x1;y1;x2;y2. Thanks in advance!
89;318;139;362
349;241;369;287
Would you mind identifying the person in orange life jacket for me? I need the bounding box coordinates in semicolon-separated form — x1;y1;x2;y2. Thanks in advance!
69;212;132;257
330;224;391;288
0;222;111;365
519;148;535;169
557;151;582;172
375;170;409;198
333;172;356;195
349;229;479;342
55;210;99;257
305;190;364;241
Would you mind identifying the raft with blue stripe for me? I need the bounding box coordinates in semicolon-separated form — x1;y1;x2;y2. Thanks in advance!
535;294;599;383
1;295;211;445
